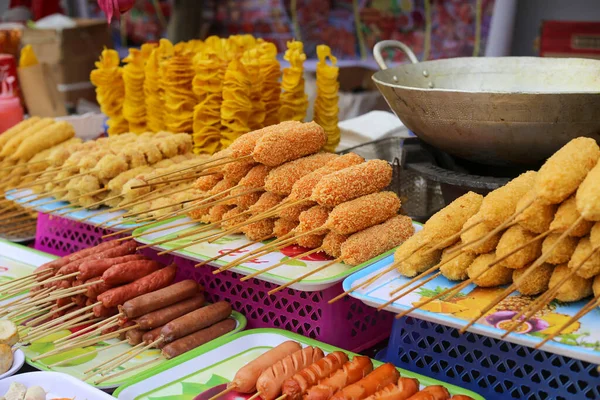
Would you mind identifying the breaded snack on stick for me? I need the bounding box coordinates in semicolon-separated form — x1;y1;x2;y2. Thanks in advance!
515;189;557;234
569;237;600;279
273;218;298;238
439;242;476;281
593;274;600;298
239;165;272;188
542;233;578;265
228;121;301;158
575;161;600;221
253;121;326;166
467;252;513;287
513;263;554;295
461;213;501;255
535;137;600;205
326;192;401;235
322;231;348;259
396;234;442;277
341;215;414;266
222;157;256;183
242;218;275;241
549;264;593;302
295;205;329;248
549;195;594;237
591;222;600;249
496;225;542;269
249;192;284;214
265;153;337;196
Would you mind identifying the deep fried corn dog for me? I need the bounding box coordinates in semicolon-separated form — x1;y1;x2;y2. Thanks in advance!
461;213;501;254
515;189;557;234
467;252;513;287
549;195;594;237
513;263;554;295
535;137;599;205
439;242;476;281
568;237;600;279
322;231;348;259
575;160;600;221
242;218;275;241
542;233;578;265
227;121;301;159
249;192;285;215
264;153;337;196
295;205;329;249
496;225;542;269
273;218;298;238
325;192;401;235
548;264;593;302
591;223;600;249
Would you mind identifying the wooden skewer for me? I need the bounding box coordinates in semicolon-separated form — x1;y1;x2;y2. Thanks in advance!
24;313;97;344
534;295;600;349
196;235;274;268
487;230;553;268
96;336;163;377
208;384;237;400
420;220;485;257
0;214;38;227
1;222;37;236
0;276;38;295
248;392;262;400
145;154;232;182
458;216;584;334
55;314;122;344
62;320;121;347
12;305;53;325
389;252;462;296
121;193;208;220
0;160;47;172
25;302;76;327
3;271;80;296
268;258;342;295
0;271;45;291
117;219;197;242
378;272;443;311
275;395;287;400
26;301;100;337
240;247;324;281
48;339;128;368
7;302;53;322
94;356;162;384
85;341;146;376
129;173;209;189
0;287;53;316
0;210;29;222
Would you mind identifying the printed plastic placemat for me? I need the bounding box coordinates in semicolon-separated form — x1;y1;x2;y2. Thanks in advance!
114;328;483;400
344;255;600;364
134;217;423;292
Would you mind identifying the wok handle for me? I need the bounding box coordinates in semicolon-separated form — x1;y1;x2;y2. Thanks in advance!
373;40;419;70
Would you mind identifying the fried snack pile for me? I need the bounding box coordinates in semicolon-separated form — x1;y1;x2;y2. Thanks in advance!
163;50;196;134
90;49;128;135
258;42;282;127
144;40;174;132
122;45;155;133
314;45;340;152
220;57;252;148
279;41;308;123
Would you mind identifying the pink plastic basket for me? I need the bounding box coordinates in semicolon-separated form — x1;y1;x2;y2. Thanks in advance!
171;255;394;352
34;213;112;257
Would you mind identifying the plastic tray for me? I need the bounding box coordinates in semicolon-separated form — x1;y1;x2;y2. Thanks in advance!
135;217;423;291
114;328;484;400
0;371;115;399
6;188;139;231
343;255;600;364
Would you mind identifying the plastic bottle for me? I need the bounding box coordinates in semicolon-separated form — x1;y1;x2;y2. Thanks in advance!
0;94;23;134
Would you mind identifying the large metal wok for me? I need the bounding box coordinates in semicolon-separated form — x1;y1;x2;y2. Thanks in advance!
372;40;600;166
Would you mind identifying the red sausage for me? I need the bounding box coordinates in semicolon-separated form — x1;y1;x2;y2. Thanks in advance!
161;318;236;359
72;294;86;307
126;328;147;346
136;294;206;330
57;241;137;276
34;240;121;278
78;254;148;280
330;363;400;400
142;325;164;345
305;356;374;400
161;301;232;343
406;386;450;400
102;260;163;286
364;379;420;400
98;264;177;308
121;279;200;318
283;351;349;400
85;277;113;299
93;303;119;318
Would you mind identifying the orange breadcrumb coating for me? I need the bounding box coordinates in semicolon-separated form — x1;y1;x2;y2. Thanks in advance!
467;252;513;287
326;191;401;235
195;174;222;192
576;160;600;221
421;191;483;246
249;192;284;214
239;164;272;188
253;121;326;166
221;206;250;232
295;205;329;249
205;204;233;224
569;237;600;279
479;171;536;229
515;189;557;234
273;218;299;238
279;202;314;221
242;218;275;241
439;242;476;281
542;233;578;265
233;189;262;210
535;137;599;205
311;160;392;207
550;195;594;237
496;225;542;269
341;215;414;266
221;157;256;183
513;263;554;295
228;121;301;158
549;264;593;302
264;153;337;195
322;231;348;258
461;213;501;255
208;178;237;201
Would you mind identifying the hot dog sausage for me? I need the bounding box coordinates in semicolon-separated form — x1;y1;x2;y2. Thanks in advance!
35;240;121;278
257;347;326;400
143;325;164;345
119;320;137;340
121;279;199;318
231;341;303;393
126;328;147;346
161;301;232;342
57;241;137;276
449;396;474;400
102;260;163;286
98;264;177;308
405;386;450;400
93;303;118;318
161;318;237;359
136;294;205;330
364;378;420;400
85;277;113;299
305;356;373;400
330;363;400;400
78;254;148;280
283;351;349;400
72;294;86;307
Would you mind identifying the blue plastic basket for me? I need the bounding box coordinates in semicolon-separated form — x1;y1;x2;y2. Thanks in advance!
377;317;600;400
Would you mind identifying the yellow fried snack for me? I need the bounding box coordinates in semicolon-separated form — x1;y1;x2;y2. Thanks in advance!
513;263;554;295
569;237;600;279
11;121;75;162
258;42;282;127
549;264;593;302
542;233;578;265
279;40;308;122
90;48;128;135
461;213;501;255
439;242;476;281
220;58;252;148
242;47;265;130
515;189;557;234
575;160;600;221
122;46;155;133
0;118;54;159
496;225;542;270
144;39;174;132
314;45;340;152
467;252;513;287
550;195;594;237
163;50;196;134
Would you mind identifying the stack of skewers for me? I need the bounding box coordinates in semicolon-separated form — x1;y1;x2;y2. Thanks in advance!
338;137;600;348
0;240;239;384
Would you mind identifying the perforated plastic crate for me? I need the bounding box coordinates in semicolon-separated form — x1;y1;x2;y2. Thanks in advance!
172;255;393;352
34;213;111;257
377;317;600;400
